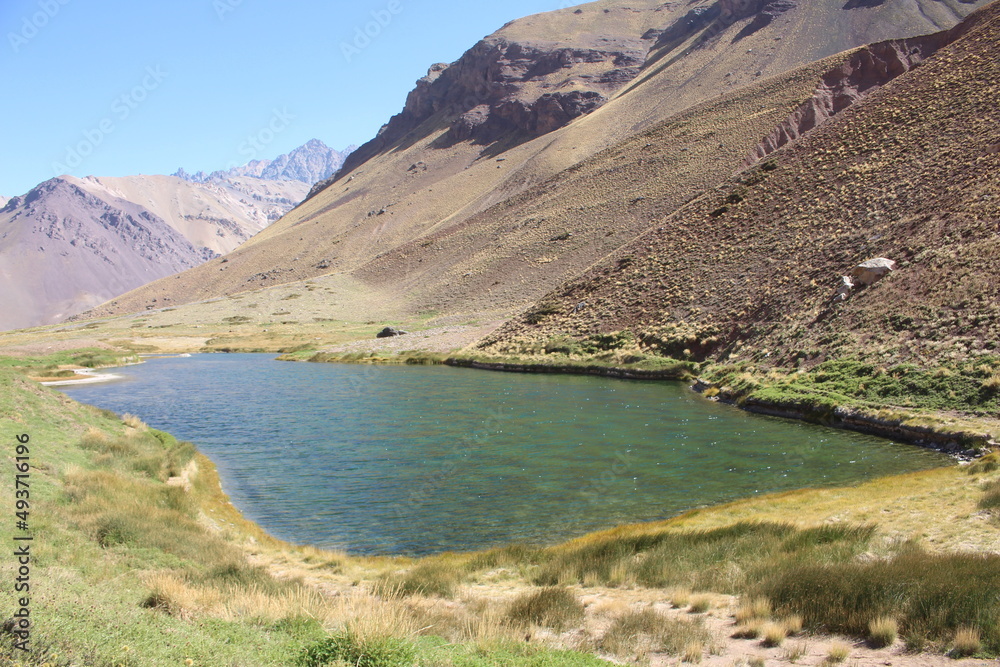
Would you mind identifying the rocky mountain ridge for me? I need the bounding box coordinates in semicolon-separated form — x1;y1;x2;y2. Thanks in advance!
177;139;355;186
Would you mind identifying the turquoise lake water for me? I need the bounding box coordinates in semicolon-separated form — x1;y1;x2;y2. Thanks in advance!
61;354;949;555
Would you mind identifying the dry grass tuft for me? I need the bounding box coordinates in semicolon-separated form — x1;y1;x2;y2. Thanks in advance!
671;589;692;608
601;607;712;661
735;597;772;624
732;621;765;639
867;616;898;648
782;641;808;662
760;621;787;647
951;626;982;657
782;614;803;635
825;640;851;663
122;413;147;430
689;594;712;613
506;587;584;631
682;641;704;663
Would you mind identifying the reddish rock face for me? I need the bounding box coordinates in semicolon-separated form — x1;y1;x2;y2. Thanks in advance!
328;37;648;188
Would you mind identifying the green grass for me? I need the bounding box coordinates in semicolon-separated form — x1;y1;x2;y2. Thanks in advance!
0;348;136;375
296;633;615;667
722;358;1000;416
0;366;316;665
302;350;448;365
296;630;416;667
757;552;1000;652
449;352;697;378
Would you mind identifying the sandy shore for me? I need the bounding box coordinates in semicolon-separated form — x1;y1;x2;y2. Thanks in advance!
40;368;125;386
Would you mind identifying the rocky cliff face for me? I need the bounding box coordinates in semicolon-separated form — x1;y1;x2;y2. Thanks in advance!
742;26;968;168
317;32;654;198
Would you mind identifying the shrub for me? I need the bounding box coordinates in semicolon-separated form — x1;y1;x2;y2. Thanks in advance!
951;627;982;657
826;641;850;663
601;608;710;659
375;561;462;599
296;630;415;667
689;595;712;613
761;622;787;647
507;587;584;631
867;617;897;648
979;479;1000;510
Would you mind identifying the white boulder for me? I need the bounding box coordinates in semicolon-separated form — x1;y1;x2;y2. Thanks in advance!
850;258;895;286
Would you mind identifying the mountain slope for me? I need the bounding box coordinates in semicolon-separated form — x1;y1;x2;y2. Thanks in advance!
0;178;213;330
0;172;308;331
79;0;991;327
71;174;307;255
479;1;1000;371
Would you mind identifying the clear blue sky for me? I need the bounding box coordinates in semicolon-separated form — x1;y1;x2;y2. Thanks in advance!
0;0;585;197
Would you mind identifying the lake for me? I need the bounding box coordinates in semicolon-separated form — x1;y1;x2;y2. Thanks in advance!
61;354;949;555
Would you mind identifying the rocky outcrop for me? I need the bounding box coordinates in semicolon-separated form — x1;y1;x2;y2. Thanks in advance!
650;0;797;55
376;327;408;338
315;37;647;197
741;20;976;168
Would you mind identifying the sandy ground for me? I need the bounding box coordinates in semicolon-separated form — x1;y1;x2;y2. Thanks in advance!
319;321;503;355
39;368;125;386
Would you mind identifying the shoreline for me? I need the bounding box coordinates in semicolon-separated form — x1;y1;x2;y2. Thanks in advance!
438;356;995;460
40;367;126;386
38;353;192;386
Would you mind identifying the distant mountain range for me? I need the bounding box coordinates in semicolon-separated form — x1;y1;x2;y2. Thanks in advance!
0;139;353;331
174;139;355;186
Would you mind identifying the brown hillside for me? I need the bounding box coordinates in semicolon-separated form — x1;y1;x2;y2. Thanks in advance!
480;0;1000;370
80;0;989;327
